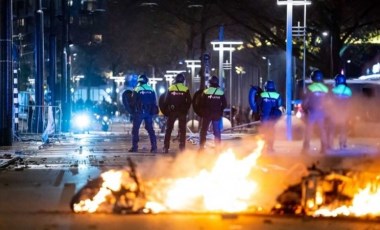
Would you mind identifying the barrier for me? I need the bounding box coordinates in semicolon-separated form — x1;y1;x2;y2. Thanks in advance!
17;104;61;141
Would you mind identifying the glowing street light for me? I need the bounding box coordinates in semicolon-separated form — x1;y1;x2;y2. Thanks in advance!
185;60;201;94
277;0;311;140
164;70;186;86
235;66;246;107
322;31;333;78
110;74;126;86
262;56;271;80
211;41;243;126
148;76;163;93
185;60;201;129
210;41;243;90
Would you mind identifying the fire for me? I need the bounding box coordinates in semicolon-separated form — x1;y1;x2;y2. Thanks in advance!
73;170;123;213
72;169;143;213
72;140;265;214
314;182;380;217
146;140;265;213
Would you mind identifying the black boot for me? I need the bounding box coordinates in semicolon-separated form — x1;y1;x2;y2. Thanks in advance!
150;146;157;153
128;147;138;152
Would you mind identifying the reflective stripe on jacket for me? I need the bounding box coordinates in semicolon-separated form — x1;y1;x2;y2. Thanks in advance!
132;83;157;114
332;84;352;98
200;87;227;120
164;83;191;114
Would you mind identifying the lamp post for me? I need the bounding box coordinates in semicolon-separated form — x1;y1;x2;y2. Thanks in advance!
185;60;201;129
235;66;246;107
164;70;186;86
210;41;243;90
262;56;271;80
185;60;201;94
110;74;126;87
322;31;333;77
277;0;311;140
211;41;243;126
148;76;163;94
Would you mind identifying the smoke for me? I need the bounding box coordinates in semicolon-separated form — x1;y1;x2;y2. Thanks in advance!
126;136;308;211
128;89;380;211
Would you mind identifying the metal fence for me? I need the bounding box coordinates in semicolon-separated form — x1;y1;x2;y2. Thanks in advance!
17;104;62;139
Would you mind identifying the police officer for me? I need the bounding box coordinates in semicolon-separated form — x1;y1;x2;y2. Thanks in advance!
162;73;192;153
328;74;352;149
302;70;329;153
258;80;284;152
129;74;158;153
198;76;227;151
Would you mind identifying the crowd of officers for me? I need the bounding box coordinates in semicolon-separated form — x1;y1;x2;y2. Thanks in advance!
257;69;353;154
122;74;226;153
302;70;352;154
122;69;352;154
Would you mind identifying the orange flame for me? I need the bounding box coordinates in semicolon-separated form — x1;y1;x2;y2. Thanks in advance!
73;140;265;214
146;140;265;213
73;170;123;213
314;182;380;217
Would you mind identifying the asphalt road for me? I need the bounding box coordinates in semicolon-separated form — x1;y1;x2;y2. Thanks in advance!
1;124;380;229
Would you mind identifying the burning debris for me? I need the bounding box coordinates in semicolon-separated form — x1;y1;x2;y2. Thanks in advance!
71;140;380;218
145;142;265;213
71;140;266;214
71;158;148;214
272;163;380;218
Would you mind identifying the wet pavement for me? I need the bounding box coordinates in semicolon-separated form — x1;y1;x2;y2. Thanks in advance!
1;121;380;229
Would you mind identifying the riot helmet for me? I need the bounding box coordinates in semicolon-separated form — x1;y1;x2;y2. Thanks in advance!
264;80;276;92
334;74;346;86
310;70;324;83
137;74;148;84
175;73;185;83
208;76;219;87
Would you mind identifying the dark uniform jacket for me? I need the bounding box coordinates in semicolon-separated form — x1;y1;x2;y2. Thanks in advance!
302;82;329;119
163;83;192;114
131;83;157;115
199;87;227;120
259;91;283;121
330;84;353;125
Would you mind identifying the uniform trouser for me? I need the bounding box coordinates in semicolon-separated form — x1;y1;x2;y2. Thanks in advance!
164;113;187;150
131;113;157;149
327;120;348;148
303;116;328;151
260;119;276;150
199;117;221;148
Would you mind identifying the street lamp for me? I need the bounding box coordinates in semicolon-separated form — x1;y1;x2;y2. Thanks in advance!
185;60;201;94
235;66;246;107
277;0;311;140
262;56;271;80
210;41;243;90
148;76;163;93
322;31;333;77
185;60;201;129
109;73;126;87
211;41;243;126
164;70;186;86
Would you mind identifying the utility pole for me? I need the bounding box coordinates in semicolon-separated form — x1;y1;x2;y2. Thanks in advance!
49;0;57;106
61;0;71;132
34;0;45;133
0;0;13;145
